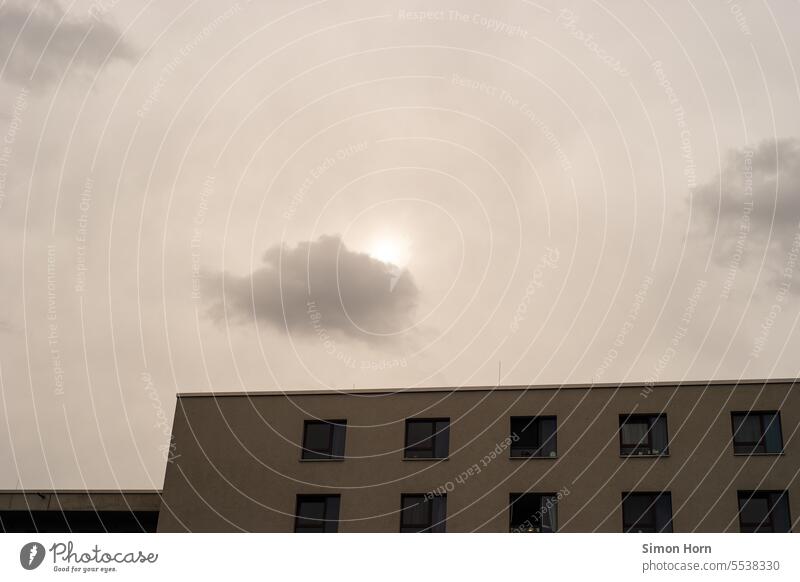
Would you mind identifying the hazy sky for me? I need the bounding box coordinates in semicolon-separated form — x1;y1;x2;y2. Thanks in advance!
1;0;799;488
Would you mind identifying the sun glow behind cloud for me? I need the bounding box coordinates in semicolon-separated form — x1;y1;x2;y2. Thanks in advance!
366;234;412;268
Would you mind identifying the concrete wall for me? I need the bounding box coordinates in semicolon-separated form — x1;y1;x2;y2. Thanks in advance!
158;381;800;532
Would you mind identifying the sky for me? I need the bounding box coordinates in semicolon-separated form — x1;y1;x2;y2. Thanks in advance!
0;0;799;489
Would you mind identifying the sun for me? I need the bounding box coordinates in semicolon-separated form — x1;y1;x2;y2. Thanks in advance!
368;235;410;267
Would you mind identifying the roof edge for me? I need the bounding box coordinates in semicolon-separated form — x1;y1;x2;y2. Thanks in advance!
0;490;162;495
176;377;800;398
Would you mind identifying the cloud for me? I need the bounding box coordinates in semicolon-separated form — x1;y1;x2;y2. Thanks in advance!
695;138;800;253
0;1;135;87
693;138;800;294
208;235;420;341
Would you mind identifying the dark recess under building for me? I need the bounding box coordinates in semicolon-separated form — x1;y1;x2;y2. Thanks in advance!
0;490;161;533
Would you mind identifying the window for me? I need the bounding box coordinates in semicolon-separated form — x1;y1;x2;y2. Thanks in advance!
510;416;557;458
399;494;447;532
738;491;791;532
301;419;346;460
619;414;669;456
294;495;340;533
622;492;673;532
509;493;558;532
732;412;783;454
404;418;449;459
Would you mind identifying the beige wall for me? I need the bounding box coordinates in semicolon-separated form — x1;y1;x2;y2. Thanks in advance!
158;381;800;532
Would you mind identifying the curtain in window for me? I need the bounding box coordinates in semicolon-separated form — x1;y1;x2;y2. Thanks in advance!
538;418;557;456
402;497;428;528
654;494;673;532
331;424;346;458
621;422;648;446
431;496;447;533
763;414;783;452
539;495;557;532
433;421;450;459
733;415;761;444
650;417;668;453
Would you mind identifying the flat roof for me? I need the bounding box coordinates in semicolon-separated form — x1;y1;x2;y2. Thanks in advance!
0;490;161;494
177;377;800;398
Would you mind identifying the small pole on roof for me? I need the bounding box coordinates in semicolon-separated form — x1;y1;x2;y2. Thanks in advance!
497;361;502;386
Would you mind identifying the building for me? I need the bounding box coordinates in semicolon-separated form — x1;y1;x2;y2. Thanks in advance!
0;490;161;532
158;379;799;532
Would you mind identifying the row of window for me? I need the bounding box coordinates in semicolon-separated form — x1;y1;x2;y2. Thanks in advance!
294;490;792;533
301;411;785;460
620;491;792;533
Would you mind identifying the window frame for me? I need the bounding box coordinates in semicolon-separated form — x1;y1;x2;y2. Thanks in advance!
301;419;347;461
509;416;558;459
619;413;670;457
399;494;447;532
731;411;783;455
621;492;673;533
403;418;450;460
294;494;341;533
737;490;792;532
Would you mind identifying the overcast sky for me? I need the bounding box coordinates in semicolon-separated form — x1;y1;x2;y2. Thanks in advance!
1;0;799;489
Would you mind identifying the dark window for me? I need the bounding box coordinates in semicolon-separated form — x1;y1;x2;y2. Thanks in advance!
399;494;447;532
619;414;669;456
404;418;449;459
732;412;783;454
509;493;558;532
510;416;557;458
622;492;673;532
302;420;346;460
738;491;791;532
294;495;340;532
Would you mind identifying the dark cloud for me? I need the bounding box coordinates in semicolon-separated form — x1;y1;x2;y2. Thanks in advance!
694;138;800;295
0;1;135;87
208;235;420;341
695;138;800;254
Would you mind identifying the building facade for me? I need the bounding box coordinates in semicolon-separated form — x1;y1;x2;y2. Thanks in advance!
158;379;799;532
